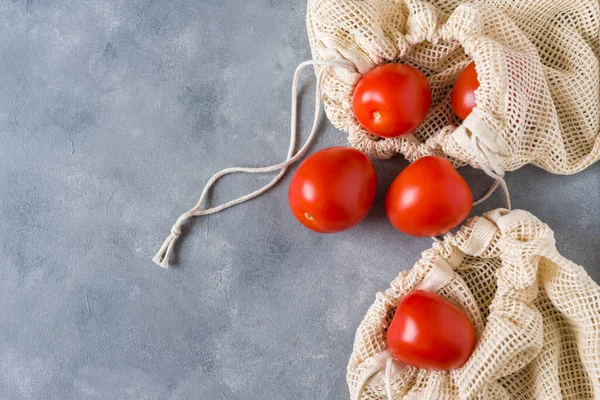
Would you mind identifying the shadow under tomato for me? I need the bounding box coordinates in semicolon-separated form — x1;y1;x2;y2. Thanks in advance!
364;155;410;223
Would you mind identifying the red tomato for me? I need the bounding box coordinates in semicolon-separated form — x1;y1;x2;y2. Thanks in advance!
451;61;479;120
288;147;377;233
386;290;476;370
385;156;472;237
352;64;432;138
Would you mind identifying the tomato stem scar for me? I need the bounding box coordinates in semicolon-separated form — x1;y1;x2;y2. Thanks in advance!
373;111;381;120
304;212;313;220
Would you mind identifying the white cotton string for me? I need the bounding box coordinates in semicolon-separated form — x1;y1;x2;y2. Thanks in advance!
472;180;500;206
385;358;394;400
153;59;357;267
469;134;511;210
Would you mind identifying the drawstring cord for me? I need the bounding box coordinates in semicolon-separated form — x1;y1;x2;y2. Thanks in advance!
470;134;511;210
385;358;394;400
153;59;356;267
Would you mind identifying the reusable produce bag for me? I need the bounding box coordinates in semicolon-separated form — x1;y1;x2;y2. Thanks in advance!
349;209;600;400
307;0;600;176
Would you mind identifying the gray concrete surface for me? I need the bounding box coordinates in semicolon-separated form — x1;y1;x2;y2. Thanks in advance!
0;1;598;399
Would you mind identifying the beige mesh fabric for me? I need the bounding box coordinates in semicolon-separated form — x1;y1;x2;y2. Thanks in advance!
307;0;600;174
348;209;600;399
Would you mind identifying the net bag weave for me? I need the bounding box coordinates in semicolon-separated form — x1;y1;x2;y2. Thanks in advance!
348;209;600;399
307;0;600;174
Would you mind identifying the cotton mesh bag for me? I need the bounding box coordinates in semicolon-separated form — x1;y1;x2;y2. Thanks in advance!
348;209;600;400
307;0;600;177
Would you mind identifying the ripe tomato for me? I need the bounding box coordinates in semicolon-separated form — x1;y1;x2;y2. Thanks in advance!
385;156;472;237
451;62;479;120
288;147;377;233
352;64;431;138
386;290;476;370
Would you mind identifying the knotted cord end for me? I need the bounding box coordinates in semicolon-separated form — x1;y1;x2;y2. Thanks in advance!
152;225;182;268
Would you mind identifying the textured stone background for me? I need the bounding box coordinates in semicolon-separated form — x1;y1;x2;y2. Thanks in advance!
0;1;598;398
